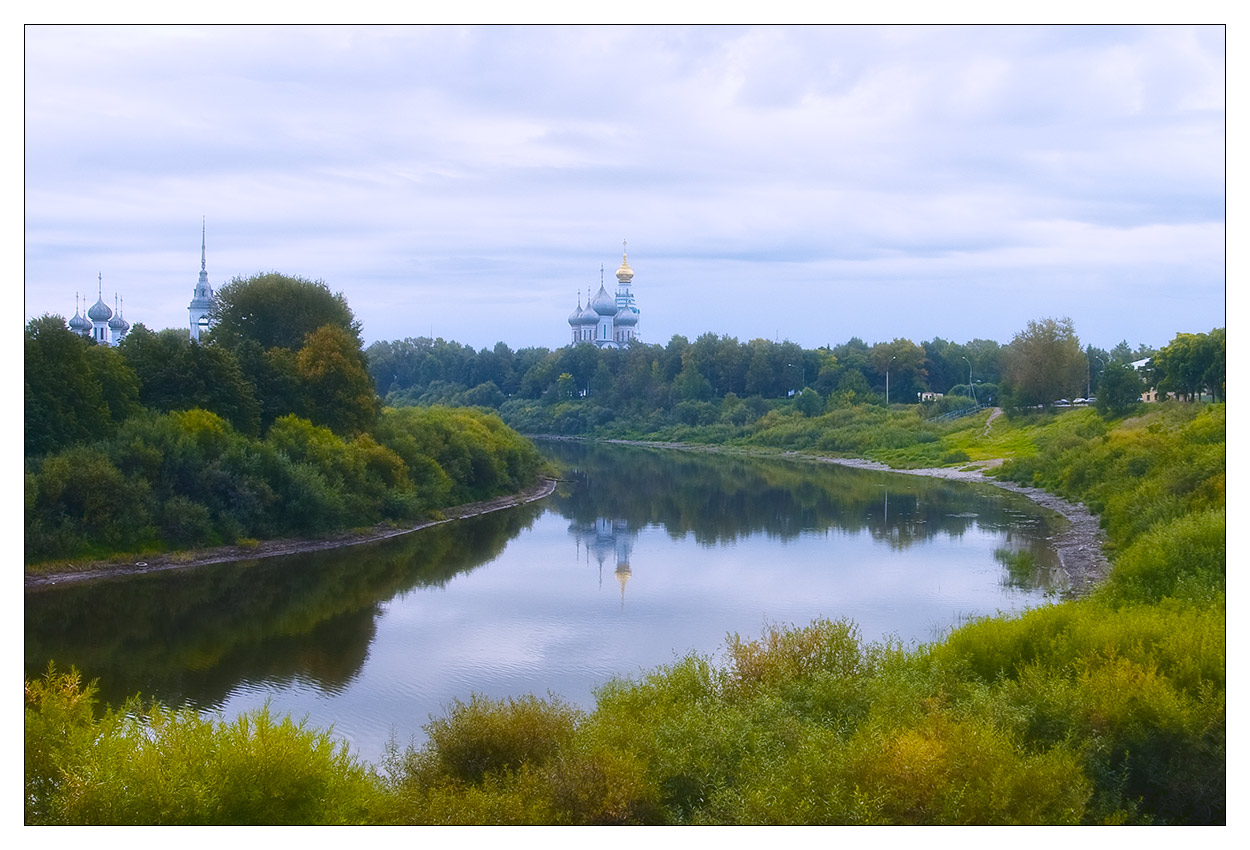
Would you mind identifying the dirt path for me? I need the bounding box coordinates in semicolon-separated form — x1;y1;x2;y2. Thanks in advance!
24;477;559;590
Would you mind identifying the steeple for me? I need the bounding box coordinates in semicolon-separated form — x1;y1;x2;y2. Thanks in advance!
189;218;216;341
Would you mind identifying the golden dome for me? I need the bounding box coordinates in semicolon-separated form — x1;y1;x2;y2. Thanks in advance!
615;253;633;283
616;240;633;282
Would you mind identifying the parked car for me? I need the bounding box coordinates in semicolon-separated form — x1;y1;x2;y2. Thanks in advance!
1053;399;1072;407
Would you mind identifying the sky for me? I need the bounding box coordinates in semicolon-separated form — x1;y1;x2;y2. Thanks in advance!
22;23;1227;353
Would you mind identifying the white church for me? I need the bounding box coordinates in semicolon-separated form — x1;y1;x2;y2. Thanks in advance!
567;244;641;347
66;222;215;345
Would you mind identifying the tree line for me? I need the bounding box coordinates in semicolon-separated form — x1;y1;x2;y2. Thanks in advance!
367;317;1223;434
24;273;544;564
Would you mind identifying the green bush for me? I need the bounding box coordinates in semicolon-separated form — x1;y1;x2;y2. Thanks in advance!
25;665;380;825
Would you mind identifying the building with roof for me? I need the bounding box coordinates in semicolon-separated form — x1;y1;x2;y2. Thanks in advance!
567;244;640;347
66;274;131;346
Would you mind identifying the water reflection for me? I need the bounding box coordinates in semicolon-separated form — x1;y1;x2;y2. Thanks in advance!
25;501;545;707
569;517;638;606
26;441;1067;761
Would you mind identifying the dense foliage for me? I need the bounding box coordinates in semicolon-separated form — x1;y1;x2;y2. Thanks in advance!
25;402;1224;824
367;322;1217;438
25;405;543;565
24;273;546;567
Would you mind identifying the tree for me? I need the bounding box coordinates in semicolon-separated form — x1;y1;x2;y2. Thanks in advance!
871;339;927;404
1003;317;1086;407
295;324;379;435
24;315;140;456
1150;329;1224;402
207;272;361;352
118;325;261;435
794;386;824;416
1094;360;1144;416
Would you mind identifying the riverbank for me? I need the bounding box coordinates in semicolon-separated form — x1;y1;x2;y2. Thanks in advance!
24;476;558;590
594;438;1109;597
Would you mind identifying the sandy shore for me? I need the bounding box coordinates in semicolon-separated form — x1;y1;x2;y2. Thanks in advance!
24;477;559;590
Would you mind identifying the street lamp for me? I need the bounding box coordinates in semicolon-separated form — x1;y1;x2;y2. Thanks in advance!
963;356;976;405
885;355;896;406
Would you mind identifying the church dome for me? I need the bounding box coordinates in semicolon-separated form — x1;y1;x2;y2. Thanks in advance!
578;304;599;325
569;297;585;326
591;284;617;316
614;307;638;326
615;254;633;283
68;309;90;333
108;296;129;332
87;295;112;322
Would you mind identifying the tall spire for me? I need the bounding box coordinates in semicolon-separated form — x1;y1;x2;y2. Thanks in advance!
98;272;102;299
201;216;207;273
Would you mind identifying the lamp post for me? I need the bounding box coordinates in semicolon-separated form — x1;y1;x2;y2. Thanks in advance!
962;356;976;405
885;355;896;406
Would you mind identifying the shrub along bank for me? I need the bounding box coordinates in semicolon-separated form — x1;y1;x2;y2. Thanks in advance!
24;405;545;567
25;402;1224;824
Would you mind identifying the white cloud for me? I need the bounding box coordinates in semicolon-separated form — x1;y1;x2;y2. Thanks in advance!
23;24;1225;350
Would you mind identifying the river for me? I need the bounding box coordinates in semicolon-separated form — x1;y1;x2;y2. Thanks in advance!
24;440;1067;764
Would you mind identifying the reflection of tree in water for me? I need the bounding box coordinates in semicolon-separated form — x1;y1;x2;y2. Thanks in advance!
543;441;1064;554
568;517;638;606
25;502;544;709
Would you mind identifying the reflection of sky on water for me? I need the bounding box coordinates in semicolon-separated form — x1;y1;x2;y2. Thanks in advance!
219;502;1049;764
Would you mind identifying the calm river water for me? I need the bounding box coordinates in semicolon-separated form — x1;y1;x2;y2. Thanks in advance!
25;441;1066;764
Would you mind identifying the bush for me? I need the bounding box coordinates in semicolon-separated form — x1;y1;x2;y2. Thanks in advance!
25;665;380;825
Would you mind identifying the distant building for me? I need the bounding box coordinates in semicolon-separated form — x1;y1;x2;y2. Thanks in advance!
67;274;130;346
567;243;640;347
188;221;216;341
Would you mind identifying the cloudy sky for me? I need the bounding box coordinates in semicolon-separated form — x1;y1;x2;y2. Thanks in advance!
23;24;1226;352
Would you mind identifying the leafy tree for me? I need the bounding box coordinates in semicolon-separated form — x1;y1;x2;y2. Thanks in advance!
1150;329;1224;402
1003;317;1086;407
208;272;361;352
794;387;824;417
871;339;927;404
295;324;379;435
118;325;261;436
1094;360;1144;416
24;315;139;456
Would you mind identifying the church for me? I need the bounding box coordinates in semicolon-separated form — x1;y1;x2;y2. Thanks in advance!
66;274;130;346
567;244;641;347
64;222;214;345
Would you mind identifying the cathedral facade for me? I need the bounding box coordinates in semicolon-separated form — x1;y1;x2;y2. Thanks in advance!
568;245;640;347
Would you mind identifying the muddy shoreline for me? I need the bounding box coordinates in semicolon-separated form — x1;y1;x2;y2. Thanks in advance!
24;477;559;590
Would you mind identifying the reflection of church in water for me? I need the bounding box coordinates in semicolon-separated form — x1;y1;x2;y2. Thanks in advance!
569;517;639;606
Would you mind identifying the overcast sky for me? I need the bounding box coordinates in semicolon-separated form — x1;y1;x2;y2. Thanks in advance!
23;24;1226;352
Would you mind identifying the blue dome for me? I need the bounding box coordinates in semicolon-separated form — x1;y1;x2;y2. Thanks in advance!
591;284;616;316
87;296;112;322
615;307;638;326
68;310;90;333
